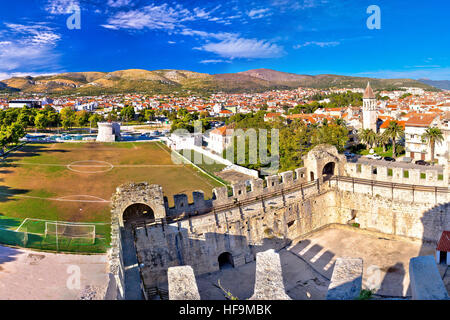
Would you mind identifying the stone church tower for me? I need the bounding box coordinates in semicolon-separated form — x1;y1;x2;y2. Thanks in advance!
362;82;377;132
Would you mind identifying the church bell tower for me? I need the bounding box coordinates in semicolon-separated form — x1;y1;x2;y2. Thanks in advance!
362;82;377;132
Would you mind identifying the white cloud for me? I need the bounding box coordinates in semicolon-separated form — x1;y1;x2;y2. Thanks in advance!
45;0;79;14
107;0;132;8
101;4;284;61
197;38;285;59
180;28;238;41
0;23;61;75
355;68;450;81
272;0;328;11
101;4;192;30
0;72;57;81
293;41;340;49
247;8;272;19
200;59;231;64
5;23;61;45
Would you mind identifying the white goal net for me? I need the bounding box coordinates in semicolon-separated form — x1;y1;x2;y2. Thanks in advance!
44;222;96;244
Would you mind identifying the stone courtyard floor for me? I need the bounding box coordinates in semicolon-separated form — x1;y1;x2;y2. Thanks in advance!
0;245;108;300
196;227;447;300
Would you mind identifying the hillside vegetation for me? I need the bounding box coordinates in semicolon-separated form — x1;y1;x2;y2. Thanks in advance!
0;68;439;95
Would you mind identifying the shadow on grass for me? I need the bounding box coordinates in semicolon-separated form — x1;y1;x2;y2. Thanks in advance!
3;143;69;162
0;185;29;203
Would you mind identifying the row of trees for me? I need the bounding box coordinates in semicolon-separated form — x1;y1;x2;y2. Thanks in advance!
223;112;350;172
0;106;106;131
358;121;405;156
358;122;444;162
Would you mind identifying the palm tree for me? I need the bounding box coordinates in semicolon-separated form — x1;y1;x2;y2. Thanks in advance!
422;127;444;163
333;118;346;127
376;132;390;153
359;129;376;150
384;121;404;156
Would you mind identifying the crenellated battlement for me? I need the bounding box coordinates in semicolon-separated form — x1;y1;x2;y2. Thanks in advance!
345;160;447;187
121;144;448;222
107;144;449;300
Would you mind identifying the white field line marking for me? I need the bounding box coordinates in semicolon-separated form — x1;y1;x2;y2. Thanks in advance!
23;217;109;225
0;192;110;203
15;217;29;232
67;160;114;174
170;148;226;187
11;162;183;168
154;140;173;155
56;195;108;202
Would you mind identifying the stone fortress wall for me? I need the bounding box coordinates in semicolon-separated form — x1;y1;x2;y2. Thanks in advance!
106;144;449;300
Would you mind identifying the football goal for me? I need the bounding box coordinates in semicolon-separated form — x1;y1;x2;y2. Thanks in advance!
44;221;96;244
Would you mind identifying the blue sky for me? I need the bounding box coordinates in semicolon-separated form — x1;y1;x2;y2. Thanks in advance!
0;0;449;80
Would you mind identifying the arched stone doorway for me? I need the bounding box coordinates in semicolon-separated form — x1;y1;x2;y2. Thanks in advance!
123;203;155;227
218;252;234;270
322;162;335;180
303;145;346;182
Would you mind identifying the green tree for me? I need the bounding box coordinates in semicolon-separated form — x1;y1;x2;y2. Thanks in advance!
384;121;404;156
120;105;135;122
358;129;377;150
75;110;90;127
422;127;444;163
144;109;156;122
376;132;390;153
34;112;49;130
89;113;103;128
60;107;76;130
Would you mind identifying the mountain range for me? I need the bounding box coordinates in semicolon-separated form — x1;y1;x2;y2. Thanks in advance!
0;68;442;95
417;79;450;90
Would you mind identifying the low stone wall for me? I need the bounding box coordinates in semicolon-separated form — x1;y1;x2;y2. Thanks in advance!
345;162;447;187
106;222;125;300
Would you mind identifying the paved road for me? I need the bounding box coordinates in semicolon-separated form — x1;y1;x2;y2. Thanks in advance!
0;245;108;300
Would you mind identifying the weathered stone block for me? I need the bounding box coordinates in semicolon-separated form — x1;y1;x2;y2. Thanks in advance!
168;266;201;300
326;257;363;300
409;255;449;300
249;249;291;300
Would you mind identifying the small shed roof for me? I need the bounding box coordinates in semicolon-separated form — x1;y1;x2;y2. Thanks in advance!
436;231;450;252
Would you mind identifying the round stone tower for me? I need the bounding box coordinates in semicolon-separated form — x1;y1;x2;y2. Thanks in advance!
96;122;121;142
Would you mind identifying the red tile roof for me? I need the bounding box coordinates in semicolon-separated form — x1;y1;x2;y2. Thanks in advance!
437;231;450;252
405;113;438;127
380;119;406;130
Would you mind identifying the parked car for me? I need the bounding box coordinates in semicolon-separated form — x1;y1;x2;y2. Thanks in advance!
344;152;355;158
415;160;430;166
383;156;396;162
365;154;382;160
